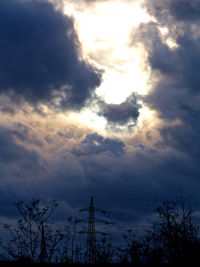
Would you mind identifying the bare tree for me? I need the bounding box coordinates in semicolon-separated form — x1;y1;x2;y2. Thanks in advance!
96;234;114;264
118;229;144;264
0;199;67;263
146;197;200;264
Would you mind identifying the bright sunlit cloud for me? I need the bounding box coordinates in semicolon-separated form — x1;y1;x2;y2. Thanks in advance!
68;108;107;132
64;0;151;104
62;0;154;132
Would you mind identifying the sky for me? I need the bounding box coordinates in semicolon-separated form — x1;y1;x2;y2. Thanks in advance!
1;0;200;237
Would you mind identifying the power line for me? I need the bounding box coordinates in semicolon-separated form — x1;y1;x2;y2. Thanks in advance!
95;195;167;202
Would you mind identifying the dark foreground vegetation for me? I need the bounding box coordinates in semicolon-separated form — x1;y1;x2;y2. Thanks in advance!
0;197;200;265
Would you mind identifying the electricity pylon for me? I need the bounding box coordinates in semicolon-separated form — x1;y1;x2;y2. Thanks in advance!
78;196;113;264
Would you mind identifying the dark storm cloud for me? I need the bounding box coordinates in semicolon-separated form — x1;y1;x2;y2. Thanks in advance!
3;0;200;233
0;0;101;109
1;124;200;229
98;94;141;125
0;126;39;164
0;125;48;220
170;1;200;22
73;133;125;156
65;143;200;225
144;0;200;23
134;0;200;161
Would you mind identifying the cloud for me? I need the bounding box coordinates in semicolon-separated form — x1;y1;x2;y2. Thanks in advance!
0;0;101;110
170;1;200;22
0;126;39;164
97;94;141;125
1;121;200;229
133;1;200;161
0;125;47;214
144;0;200;23
73;133;125;156
69;142;200;224
2;0;200;234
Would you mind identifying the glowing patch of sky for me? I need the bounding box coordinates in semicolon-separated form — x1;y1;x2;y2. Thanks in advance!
65;1;151;104
62;1;154;132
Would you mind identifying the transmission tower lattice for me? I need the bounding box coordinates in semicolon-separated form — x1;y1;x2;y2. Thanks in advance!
78;196;113;264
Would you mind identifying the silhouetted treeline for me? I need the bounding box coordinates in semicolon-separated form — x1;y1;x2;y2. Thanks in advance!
0;197;200;265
